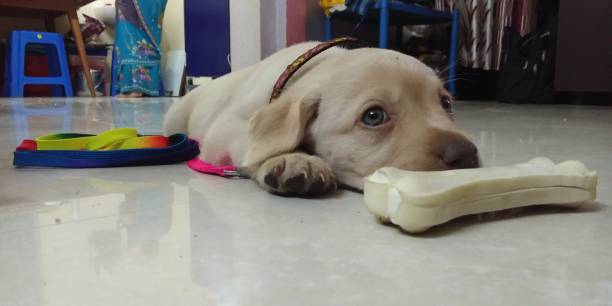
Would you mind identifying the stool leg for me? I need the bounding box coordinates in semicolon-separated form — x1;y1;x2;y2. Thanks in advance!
324;16;332;40
110;46;118;96
68;10;96;96
14;33;26;97
379;0;389;48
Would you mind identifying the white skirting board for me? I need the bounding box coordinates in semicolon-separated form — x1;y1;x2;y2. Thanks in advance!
230;0;288;70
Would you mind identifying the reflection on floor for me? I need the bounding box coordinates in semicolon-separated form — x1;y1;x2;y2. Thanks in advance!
1;97;611;306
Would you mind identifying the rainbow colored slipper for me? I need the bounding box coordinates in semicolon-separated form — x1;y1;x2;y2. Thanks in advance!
13;128;199;168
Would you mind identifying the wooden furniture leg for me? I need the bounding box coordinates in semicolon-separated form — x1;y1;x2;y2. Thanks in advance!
67;9;96;96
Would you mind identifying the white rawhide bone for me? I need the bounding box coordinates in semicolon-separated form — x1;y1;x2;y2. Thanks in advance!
363;157;598;233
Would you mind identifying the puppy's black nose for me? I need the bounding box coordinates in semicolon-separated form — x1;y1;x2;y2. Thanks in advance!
441;140;480;169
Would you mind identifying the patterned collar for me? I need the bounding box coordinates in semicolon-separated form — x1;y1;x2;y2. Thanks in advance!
270;37;367;103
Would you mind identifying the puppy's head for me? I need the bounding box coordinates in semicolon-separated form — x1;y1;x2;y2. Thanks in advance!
244;48;479;190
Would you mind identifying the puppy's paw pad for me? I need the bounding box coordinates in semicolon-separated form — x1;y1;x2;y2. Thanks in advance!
263;164;284;189
305;171;337;195
306;173;326;195
285;173;306;193
257;153;337;196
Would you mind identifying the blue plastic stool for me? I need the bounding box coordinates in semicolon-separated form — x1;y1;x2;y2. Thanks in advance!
3;31;73;97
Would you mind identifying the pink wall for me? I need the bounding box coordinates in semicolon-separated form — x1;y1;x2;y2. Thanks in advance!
286;0;307;46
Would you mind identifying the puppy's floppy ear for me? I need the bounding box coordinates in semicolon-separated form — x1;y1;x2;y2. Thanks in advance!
242;95;319;166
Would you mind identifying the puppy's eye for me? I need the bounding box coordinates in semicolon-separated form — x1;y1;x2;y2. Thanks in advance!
440;96;453;113
361;107;389;127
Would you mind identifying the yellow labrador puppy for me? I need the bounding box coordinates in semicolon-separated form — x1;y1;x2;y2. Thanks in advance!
164;41;479;196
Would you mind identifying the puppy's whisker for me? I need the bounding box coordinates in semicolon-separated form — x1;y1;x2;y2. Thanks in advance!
440;73;470;82
436;61;462;77
443;78;477;85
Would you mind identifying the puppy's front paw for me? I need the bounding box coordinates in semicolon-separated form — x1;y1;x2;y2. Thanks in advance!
255;153;337;196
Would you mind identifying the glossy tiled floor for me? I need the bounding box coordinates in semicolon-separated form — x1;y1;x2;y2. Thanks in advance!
1;98;611;306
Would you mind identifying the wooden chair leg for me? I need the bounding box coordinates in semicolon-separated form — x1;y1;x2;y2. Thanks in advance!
67;9;96;96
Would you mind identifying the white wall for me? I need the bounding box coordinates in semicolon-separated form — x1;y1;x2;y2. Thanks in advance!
76;0;115;23
161;0;185;52
260;0;286;59
229;0;262;70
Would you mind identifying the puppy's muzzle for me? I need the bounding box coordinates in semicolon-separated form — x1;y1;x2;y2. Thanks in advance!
441;139;480;169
